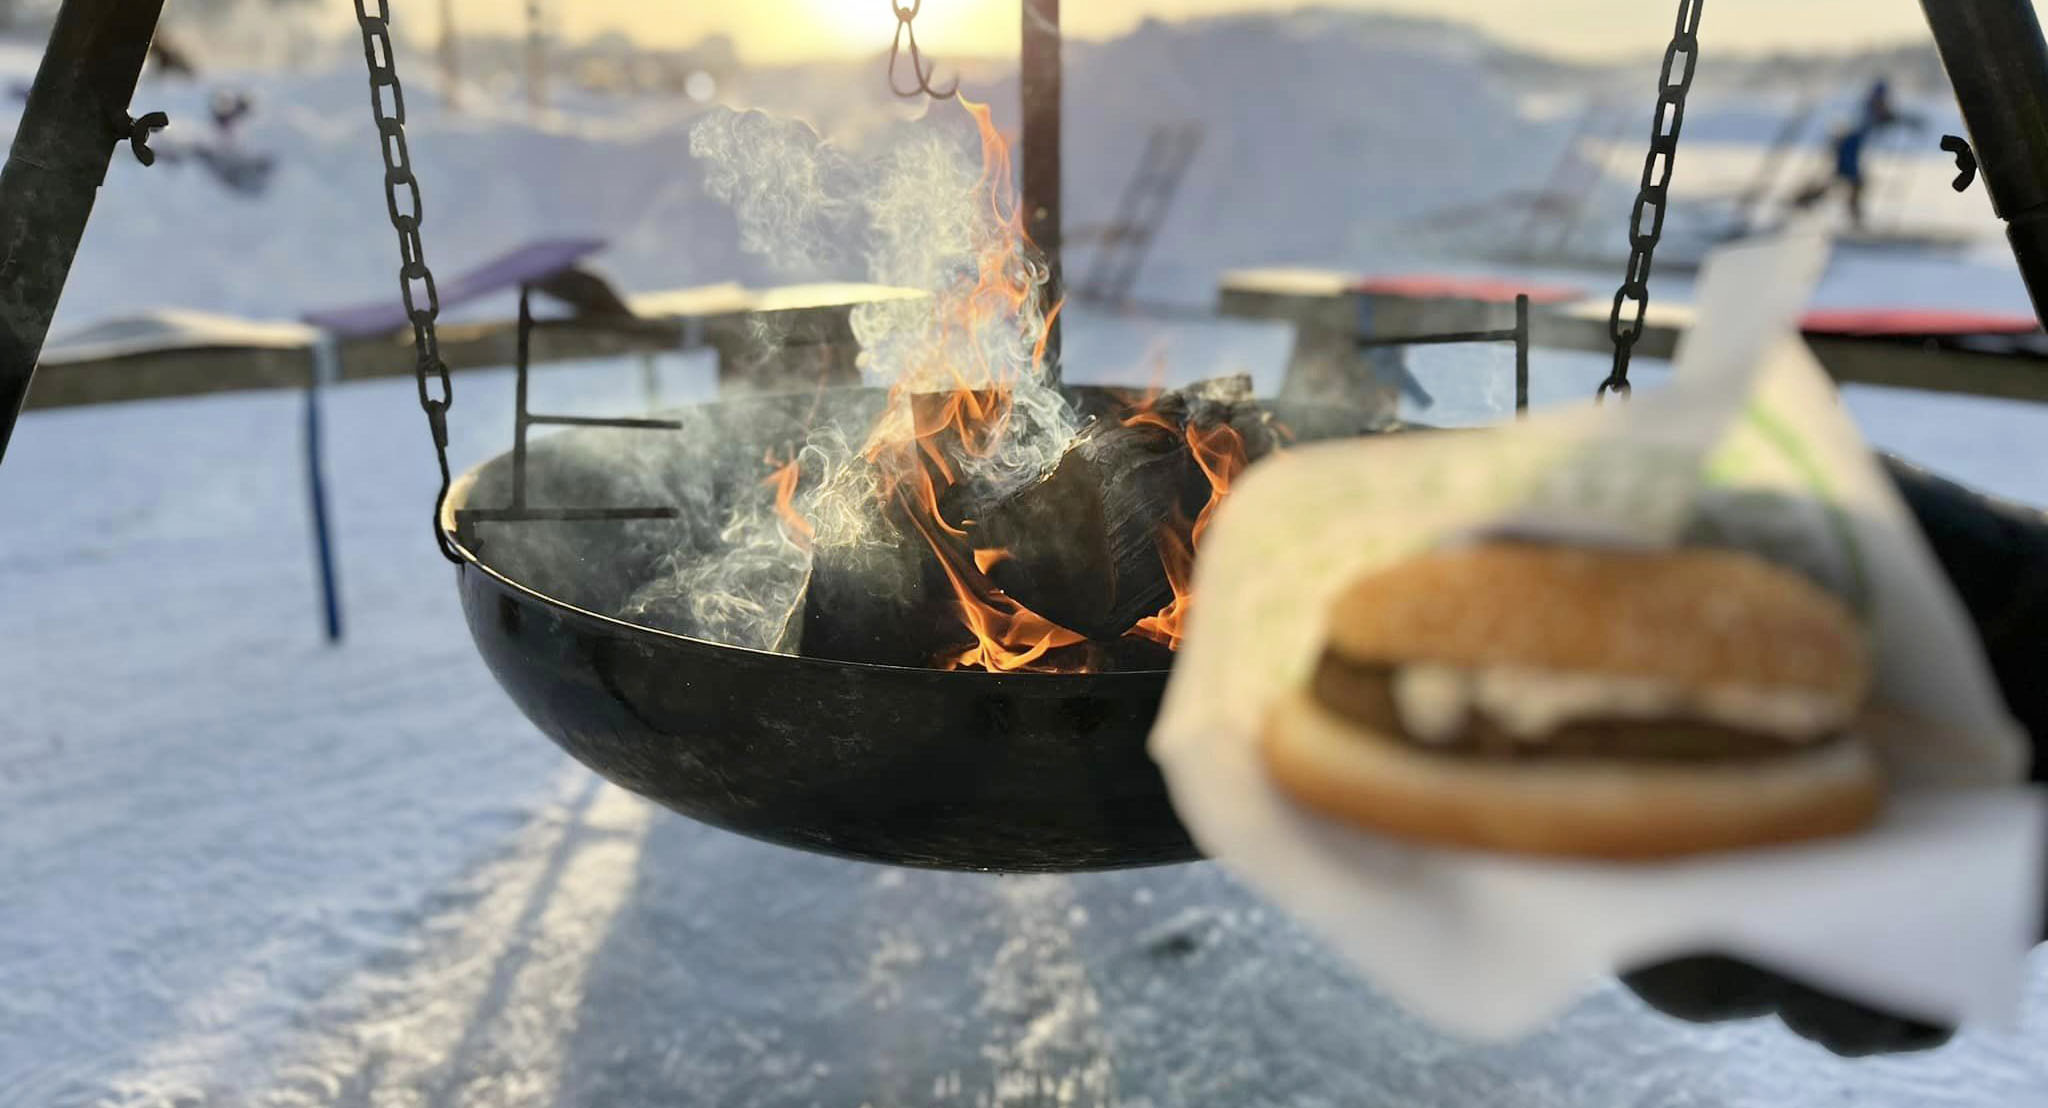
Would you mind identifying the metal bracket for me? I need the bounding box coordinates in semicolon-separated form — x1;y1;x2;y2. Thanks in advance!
1941;134;1979;192
1354;293;1534;416
453;285;681;549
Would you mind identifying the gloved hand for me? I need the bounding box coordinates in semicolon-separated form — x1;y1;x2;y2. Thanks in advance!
1620;456;2048;1055
1623;955;1956;1055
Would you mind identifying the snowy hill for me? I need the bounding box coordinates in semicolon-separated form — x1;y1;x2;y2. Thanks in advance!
0;7;1990;332
0;8;1577;332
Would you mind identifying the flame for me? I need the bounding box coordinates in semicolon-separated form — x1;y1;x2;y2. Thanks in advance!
762;452;813;549
903;498;1090;673
1120;406;1177;436
1130;419;1250;651
780;97;1257;671
852;96;1090;672
1132;513;1195;651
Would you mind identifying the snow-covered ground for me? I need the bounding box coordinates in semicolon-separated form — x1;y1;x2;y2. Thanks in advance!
10;354;2048;1107
9;9;2048;1106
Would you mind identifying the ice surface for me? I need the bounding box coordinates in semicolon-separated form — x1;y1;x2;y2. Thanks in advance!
7;10;2048;1106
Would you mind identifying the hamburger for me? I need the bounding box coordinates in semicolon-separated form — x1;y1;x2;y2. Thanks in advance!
1260;543;1883;859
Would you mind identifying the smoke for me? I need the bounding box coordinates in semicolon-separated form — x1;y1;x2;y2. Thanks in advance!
688;111;860;278
792;425;890;549
849;116;1079;503
616;423;899;651
858;134;984;296
668;103;1082;645
622;480;810;653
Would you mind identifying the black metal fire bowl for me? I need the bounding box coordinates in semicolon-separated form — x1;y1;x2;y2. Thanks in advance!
440;386;1391;872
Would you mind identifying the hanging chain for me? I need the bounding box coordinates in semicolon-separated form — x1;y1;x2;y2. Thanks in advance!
890;1;958;100
353;0;461;563
1601;0;1704;402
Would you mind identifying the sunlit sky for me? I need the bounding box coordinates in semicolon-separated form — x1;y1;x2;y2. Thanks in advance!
423;0;2023;62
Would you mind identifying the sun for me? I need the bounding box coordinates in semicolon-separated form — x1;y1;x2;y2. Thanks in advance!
801;0;1008;57
806;0;895;46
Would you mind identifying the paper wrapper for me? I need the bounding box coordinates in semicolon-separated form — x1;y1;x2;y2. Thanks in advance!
1150;232;2046;1039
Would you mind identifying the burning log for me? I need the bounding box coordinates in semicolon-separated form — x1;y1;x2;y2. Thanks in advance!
1165;374;1286;461
791;393;998;668
963;375;1277;641
750;439;957;669
797;522;954;668
796;483;1101;671
966;413;1193;640
698;378;1277;670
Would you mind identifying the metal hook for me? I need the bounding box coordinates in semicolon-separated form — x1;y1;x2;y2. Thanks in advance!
1941;134;1978;193
889;0;957;100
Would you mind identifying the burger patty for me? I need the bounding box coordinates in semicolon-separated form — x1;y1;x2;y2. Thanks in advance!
1311;653;1839;761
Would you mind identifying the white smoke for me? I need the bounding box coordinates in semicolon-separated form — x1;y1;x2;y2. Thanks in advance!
646;102;1086;654
621;482;810;653
791;425;890;550
688;110;860;277
850;123;1080;503
693;106;1082;476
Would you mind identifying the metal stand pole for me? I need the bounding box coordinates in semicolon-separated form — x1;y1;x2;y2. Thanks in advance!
307;338;345;644
513;285;533;511
1022;0;1063;381
1920;0;2048;328
0;0;169;465
1514;293;1531;416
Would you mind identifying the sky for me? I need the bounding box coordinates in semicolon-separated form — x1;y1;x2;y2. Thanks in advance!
426;0;2017;64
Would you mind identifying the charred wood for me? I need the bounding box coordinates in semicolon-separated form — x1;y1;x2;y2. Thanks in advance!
964;375;1278;640
797;488;963;668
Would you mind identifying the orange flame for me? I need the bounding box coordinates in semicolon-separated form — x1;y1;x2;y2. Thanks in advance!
853;96;1090;672
1130;419;1250;651
762;452;813;549
749;99;1268;671
903;498;1090;672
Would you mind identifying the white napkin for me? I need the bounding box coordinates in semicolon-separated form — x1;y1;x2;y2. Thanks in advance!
1150;231;2045;1039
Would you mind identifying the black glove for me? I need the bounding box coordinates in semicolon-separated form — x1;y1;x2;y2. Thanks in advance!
1624;955;1956;1056
1621;456;2048;1055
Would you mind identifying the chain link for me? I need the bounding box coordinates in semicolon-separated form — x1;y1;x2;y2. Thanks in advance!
1601;0;1703;402
353;0;461;562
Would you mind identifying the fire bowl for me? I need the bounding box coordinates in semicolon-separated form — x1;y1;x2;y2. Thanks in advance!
441;386;1393;872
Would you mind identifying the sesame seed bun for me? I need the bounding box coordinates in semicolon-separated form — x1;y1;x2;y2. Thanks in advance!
1260;690;1885;860
1323;543;1868;703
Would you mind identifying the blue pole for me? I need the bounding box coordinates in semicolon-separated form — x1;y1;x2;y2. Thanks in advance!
306;337;344;643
